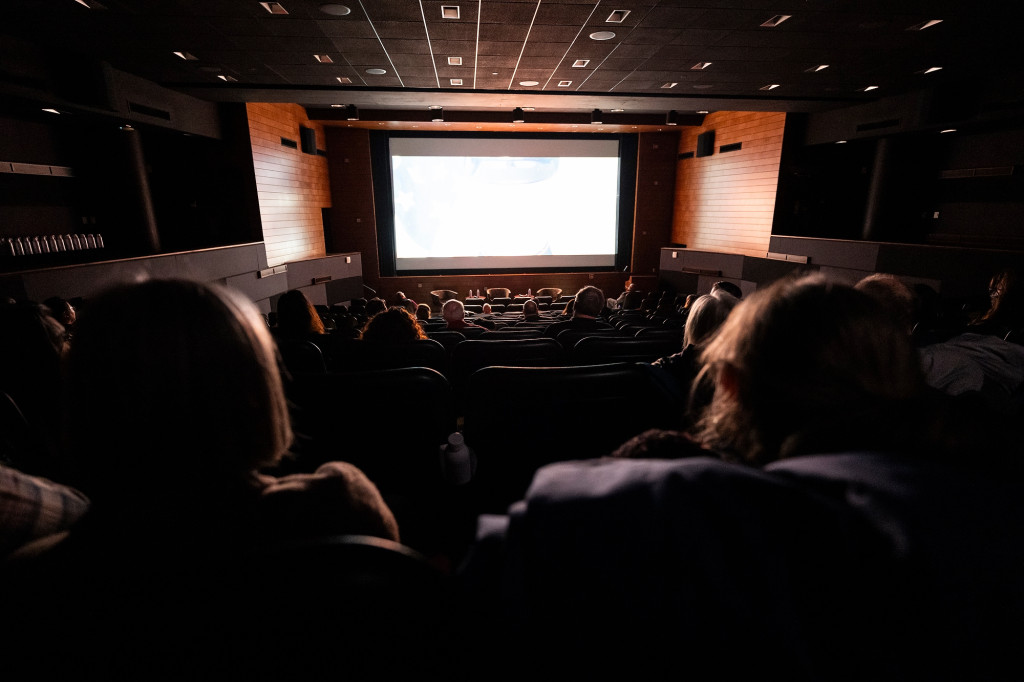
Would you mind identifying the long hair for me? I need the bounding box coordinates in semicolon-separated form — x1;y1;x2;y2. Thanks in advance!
276;289;325;336
63;279;293;493
695;275;924;465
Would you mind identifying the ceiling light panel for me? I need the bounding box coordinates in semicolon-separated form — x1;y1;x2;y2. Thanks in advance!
606;10;630;23
314;54;333;63
572;60;590;68
907;19;943;31
448;57;462;65
441;5;460;19
691;62;712;70
558;80;572;87
760;15;791;28
173;51;198;61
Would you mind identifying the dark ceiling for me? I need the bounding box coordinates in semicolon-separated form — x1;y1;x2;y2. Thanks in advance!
4;0;1024;121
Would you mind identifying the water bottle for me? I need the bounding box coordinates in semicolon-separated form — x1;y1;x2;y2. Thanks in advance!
527;288;532;296
440;432;474;485
476;289;480;297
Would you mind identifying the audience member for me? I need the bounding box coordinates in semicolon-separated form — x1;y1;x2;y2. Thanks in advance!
43;296;77;341
519;299;541;321
855;273;918;336
361;306;428;343
275;289;326;338
0;463;89;558
693;275;928;465
710;280;743;300
415;303;432;322
365;297;388;318
544;286;612;339
651;293;738;405
442;299;486;332
969;268;1023;338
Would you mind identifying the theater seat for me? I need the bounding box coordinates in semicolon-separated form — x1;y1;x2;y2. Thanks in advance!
462;362;685;512
485;287;510;301
449;338;564;392
569;335;681;365
535;287;562;300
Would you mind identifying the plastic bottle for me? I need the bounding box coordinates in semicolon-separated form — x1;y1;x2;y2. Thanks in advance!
476;289;480;297
440;432;474;485
527;288;532;296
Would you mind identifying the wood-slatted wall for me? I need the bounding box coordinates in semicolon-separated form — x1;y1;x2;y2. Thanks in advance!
671;111;786;257
247;103;329;266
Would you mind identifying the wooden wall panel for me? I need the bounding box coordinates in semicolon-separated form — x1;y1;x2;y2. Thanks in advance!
632;131;680;277
246;103;329;267
671;112;786;257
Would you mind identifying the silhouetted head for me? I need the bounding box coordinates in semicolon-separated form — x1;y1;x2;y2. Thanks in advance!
276;289;325;336
573;286;605;318
361;307;427;343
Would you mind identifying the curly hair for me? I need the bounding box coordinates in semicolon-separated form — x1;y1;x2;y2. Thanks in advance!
360;306;428;343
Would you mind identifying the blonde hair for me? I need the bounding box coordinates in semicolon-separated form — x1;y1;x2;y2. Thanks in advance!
696;275;924;465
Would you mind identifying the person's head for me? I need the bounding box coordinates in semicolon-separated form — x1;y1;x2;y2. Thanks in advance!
622;291;643;311
400;298;417;314
482;302;493;314
276;289;325;336
43;296;76;328
855;273;918;336
573;286;605;318
415;303;431;321
711;281;743;300
365;297;388;318
981;268;1022;324
682;294;737;348
63;279;293;494
696;275;924;466
361;307;427;343
523;299;539;317
442;299;466;323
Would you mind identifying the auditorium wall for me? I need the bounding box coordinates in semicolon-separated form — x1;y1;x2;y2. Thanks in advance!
246;103;331;267
671;111;787;258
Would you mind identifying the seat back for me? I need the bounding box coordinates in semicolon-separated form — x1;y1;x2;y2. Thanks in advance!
462;362;685;512
450;338;564;391
322;337;448;375
554;326;623;350
276;337;328;374
570;335;681;365
485;287;511;300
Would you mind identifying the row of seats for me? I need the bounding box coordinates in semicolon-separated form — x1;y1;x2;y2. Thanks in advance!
277;333;683;384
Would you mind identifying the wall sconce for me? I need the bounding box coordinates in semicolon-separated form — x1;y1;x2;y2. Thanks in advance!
512;107;525;123
591;108;602;124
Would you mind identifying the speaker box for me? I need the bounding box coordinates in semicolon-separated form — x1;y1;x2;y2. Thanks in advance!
299;126;317;155
696;130;715;157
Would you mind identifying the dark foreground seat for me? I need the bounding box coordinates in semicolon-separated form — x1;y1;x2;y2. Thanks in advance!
460;452;1024;680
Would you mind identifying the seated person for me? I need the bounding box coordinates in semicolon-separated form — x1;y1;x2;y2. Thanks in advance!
519;299;541;322
360;307;428;343
274;289;326;339
0;463;89;558
544;286;612;339
442;299;486;332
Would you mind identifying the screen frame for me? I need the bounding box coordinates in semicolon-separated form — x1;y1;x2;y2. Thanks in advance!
371;131;637;277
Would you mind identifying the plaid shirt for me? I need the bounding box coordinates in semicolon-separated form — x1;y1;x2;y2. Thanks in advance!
0;465;89;557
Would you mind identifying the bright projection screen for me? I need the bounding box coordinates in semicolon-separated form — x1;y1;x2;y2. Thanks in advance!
373;133;636;276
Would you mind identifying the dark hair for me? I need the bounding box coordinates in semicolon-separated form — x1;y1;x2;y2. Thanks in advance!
574;286;605;317
711;281;742;299
276;289;325;336
361;307;428;343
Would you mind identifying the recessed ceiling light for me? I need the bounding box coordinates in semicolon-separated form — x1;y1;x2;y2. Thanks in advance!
572;59;590;68
760;15;791;27
940;128;956;134
805;64;829;72
42;108;61;114
331;104;343;108
907;19;943;31
337;76;352;84
861;85;879;91
836;140;847;144
450;78;463;85
697;110;709;114
923;66;943;74
314;54;333;63
491;72;498;76
365;68;387;75
448;56;462;66
691;62;712;70
661;82;677;89
319;4;351;15
522;107;535;112
259;2;288;15
427;105;442;109
558;80;572;87
519;80;539;86
589;31;616;41
760;83;780;90
441;5;459;19
218;75;237;82
610;108;624;113
606;10;630;23
173;51;198;61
